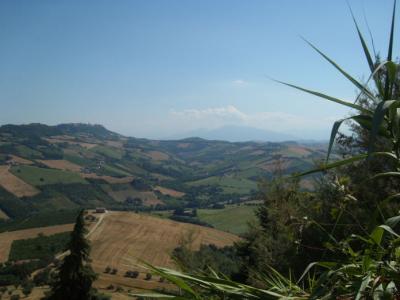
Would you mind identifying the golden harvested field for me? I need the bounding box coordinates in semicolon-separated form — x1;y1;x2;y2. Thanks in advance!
145;150;169;161
7;154;33;165
89;211;239;291
0;165;39;197
259;159;291;172
285;146;312;157
105;140;124;148
154;186;185;198
45;137;98;149
0;223;74;262
37;159;82;172
0;209;9;220
82;173;134;184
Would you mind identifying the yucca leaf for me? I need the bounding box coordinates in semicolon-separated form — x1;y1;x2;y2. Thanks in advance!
297;152;398;177
274;79;372;114
303;38;375;100
385;214;400;228
355;274;371;300
384;0;397;100
297;262;336;283
348;2;374;72
370;227;385;245
326;119;346;163
348;1;384;95
326;114;381;162
378;224;400;238
387;0;396;63
140;262;200;298
354;60;392;104
370;171;400;180
370;100;400;153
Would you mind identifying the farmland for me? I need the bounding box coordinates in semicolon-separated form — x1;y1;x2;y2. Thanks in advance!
37;159;82;172
0;165;39;197
197;205;257;235
0;223;74;262
89;211;239;292
0;123;326;237
10;165;87;186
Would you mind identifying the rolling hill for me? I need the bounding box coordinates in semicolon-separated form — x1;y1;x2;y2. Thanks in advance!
0;123;327;229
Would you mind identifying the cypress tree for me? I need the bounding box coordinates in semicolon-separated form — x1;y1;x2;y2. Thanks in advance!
46;210;97;300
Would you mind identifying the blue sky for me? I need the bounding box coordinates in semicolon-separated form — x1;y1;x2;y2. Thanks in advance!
0;0;398;139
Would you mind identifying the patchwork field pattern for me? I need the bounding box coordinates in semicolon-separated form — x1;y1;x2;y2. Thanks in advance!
154;186;185;197
10;165;87;186
0;223;74;262
37;159;83;172
0;165;39;197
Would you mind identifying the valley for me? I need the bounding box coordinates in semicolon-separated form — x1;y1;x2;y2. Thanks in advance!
0;123;327;299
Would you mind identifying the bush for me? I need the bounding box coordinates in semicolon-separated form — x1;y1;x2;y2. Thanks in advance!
33;268;50;286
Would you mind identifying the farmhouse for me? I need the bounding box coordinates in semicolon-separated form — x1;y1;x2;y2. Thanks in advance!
95;207;107;213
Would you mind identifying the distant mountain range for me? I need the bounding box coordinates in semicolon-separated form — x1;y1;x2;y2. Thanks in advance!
167;125;299;142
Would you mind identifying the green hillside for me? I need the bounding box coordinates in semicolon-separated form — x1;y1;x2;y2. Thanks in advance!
0;123;327;231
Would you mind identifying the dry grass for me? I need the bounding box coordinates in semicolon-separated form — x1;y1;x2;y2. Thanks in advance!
108;189;163;206
145;151;169;161
0;209;9;220
0;165;39;197
154;186;185;198
285;146;312;157
105;140;124;148
37;159;82;172
177;143;191;148
82;173;134;184
0;223;74;262
89;211;239;291
259;159;291;172
7;155;33;165
45;137;97;149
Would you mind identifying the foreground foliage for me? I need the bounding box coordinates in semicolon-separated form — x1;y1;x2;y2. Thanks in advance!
45;210;97;300
135;1;400;299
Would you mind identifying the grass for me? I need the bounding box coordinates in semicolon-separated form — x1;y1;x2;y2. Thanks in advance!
63;152;91;167
188;176;257;194
10;165;87;186
91;145;124;159
8;231;71;261
101;163;132;176
0;209;79;233
16;145;42;159
197;205;257;235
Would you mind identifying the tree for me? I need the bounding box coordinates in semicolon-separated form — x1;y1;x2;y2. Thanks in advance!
45;210;97;300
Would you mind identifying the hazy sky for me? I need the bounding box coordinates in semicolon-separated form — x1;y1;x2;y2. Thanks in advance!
0;0;398;139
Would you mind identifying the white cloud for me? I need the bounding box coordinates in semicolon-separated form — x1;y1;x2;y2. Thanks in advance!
169;105;339;133
232;79;248;86
170;105;246;120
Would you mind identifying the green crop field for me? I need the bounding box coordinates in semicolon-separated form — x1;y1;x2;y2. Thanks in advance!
188;176;257;194
91;145;124;159
10;165;87;186
197;205;257;235
16;145;43;159
8;231;71;261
